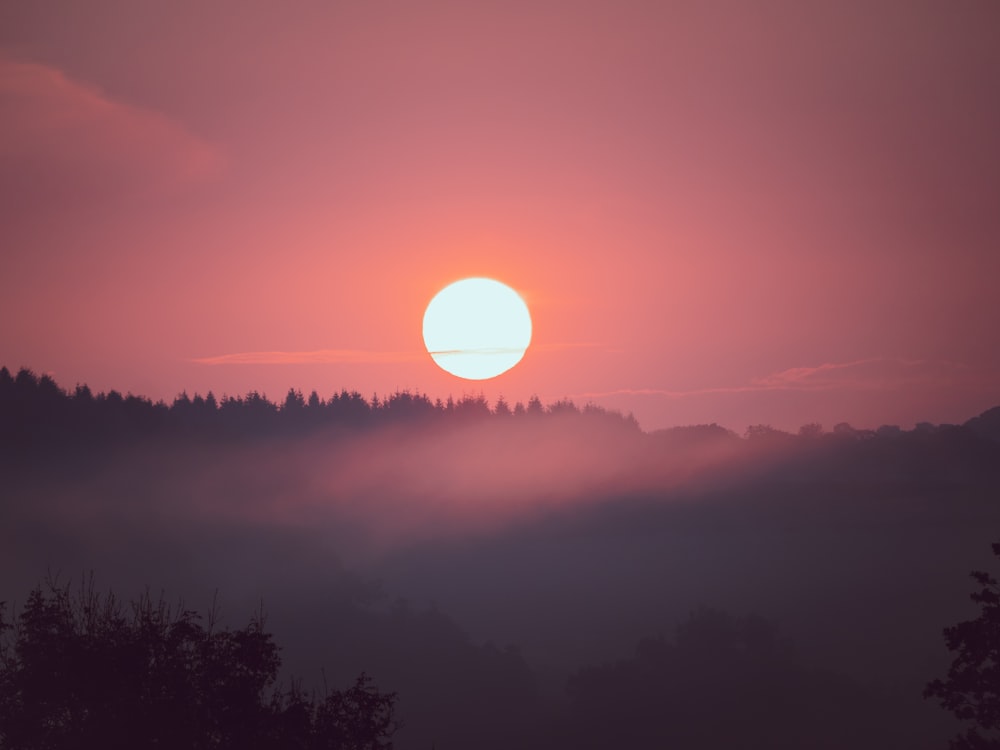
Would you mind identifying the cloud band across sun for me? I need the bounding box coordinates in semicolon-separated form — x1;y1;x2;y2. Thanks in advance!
193;342;603;367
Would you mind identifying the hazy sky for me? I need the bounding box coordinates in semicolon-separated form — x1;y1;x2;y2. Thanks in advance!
2;1;998;431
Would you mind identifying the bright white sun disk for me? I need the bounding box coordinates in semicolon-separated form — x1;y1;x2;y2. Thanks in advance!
422;278;532;380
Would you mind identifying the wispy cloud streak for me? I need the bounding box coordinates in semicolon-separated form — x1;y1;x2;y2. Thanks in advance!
0;56;222;184
195;341;604;366
192;350;424;365
571;358;976;401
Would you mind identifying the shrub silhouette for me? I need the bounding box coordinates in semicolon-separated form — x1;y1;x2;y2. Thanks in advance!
926;542;1000;749
0;577;397;749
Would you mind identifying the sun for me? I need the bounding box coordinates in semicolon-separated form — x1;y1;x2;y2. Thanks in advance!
422;278;532;380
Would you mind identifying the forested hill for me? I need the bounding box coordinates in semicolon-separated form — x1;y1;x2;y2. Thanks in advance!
4;366;1000;444
3;367;1000;485
0;366;639;446
4;365;1000;516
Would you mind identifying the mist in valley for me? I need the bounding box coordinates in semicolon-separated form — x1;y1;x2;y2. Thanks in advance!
3;368;999;748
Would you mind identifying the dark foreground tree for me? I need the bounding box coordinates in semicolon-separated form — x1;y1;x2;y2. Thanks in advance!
926;543;1000;749
0;578;397;749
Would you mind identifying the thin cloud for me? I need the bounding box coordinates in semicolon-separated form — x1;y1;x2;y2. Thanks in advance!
571;358;976;400
195;342;603;365
750;358;972;391
569;385;769;400
532;342;608;352
0;56;223;203
192;349;424;366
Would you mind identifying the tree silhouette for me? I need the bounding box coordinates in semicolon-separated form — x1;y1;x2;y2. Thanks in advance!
0;577;397;749
0;365;642;449
926;542;1000;749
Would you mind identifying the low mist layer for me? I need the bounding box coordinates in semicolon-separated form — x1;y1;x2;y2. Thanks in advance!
3;368;999;748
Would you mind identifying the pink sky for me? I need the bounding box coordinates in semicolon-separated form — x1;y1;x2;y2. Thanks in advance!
2;1;998;432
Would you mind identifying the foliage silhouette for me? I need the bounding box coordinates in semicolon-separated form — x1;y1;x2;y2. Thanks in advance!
0;366;640;450
0;577;397;749
926;542;1000;749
